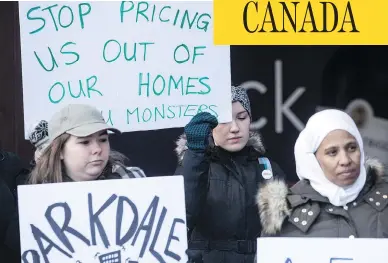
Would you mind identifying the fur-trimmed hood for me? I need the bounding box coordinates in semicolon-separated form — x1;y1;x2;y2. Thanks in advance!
256;158;385;235
174;131;266;164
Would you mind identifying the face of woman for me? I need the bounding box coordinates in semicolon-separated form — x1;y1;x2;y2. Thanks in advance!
61;130;110;181
212;102;250;152
315;130;361;187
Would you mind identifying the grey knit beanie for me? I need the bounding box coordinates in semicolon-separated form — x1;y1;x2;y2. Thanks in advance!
231;85;251;119
28;120;49;148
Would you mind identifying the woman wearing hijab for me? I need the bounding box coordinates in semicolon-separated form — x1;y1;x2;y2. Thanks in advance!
257;109;388;238
175;86;287;263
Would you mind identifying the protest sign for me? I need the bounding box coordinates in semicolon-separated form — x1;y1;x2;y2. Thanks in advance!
256;237;388;263
18;176;188;263
18;1;231;138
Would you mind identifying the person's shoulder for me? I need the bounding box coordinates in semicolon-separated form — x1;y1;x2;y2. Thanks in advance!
0;177;16;210
0;151;28;189
0;176;10;192
365;158;388;187
360;158;388;212
256;177;291;235
125;166;147;178
0;151;25;170
112;164;147;179
255;156;287;181
15;168;31;186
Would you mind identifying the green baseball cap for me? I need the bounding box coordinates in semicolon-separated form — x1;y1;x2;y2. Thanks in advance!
48;104;121;141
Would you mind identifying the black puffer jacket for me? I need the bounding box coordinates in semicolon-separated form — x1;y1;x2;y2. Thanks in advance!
0;177;19;262
174;132;286;263
0;151;29;197
0;151;27;263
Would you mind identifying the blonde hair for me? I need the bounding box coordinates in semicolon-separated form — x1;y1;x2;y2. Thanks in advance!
28;133;128;184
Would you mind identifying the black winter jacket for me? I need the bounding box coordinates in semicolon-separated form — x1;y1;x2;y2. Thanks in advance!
175;132;286;263
0;151;27;262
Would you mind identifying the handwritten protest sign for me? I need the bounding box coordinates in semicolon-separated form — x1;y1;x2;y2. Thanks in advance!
18;176;188;263
256;237;388;263
18;1;232;138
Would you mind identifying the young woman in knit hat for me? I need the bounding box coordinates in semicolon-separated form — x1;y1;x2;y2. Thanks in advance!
28;104;145;184
174;86;287;263
14;120;51;193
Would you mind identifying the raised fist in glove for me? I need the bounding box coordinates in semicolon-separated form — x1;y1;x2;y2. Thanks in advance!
184;112;218;152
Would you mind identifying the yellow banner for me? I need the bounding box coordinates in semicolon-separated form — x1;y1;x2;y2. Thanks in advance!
213;0;388;45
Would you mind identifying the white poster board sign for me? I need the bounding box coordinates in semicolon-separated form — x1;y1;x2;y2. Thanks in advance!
18;1;232;138
256;237;388;263
18;176;188;263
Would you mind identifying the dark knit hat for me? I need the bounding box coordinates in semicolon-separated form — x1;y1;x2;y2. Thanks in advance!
231;85;251;119
28;120;49;148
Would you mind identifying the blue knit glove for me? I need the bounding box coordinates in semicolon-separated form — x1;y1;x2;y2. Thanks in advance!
184;112;218;152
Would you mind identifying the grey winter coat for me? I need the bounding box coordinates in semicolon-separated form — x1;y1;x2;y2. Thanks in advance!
257;159;388;238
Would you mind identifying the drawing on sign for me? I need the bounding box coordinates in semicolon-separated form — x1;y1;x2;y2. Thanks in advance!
330;258;353;263
21;194;185;263
98;250;121;263
283;257;354;263
18;1;232;136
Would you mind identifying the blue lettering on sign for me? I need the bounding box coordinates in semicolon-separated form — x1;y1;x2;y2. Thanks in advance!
283;257;354;263
330;258;353;263
21;194;186;263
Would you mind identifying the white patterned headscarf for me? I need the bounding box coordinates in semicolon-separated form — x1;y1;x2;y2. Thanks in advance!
231;86;251;119
294;109;367;207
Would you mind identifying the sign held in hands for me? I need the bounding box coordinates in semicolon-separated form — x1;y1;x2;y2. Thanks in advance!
18;176;188;263
18;1;232;137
